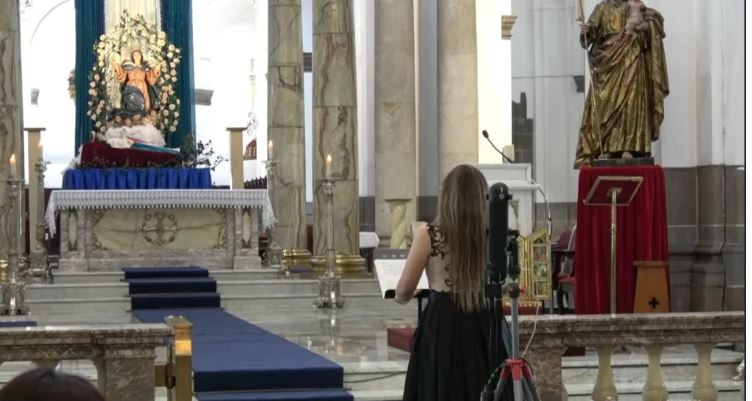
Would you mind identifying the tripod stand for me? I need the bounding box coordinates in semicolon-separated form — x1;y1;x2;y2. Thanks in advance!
482;232;539;401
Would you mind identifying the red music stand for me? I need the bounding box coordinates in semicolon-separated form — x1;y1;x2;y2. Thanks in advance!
583;176;643;315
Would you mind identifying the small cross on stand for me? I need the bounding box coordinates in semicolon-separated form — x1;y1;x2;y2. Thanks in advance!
648;297;660;310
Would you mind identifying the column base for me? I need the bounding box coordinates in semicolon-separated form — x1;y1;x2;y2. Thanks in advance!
310;254;367;277
283;248;312;266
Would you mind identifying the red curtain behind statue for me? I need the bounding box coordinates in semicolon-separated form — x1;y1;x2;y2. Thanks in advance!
574;165;670;314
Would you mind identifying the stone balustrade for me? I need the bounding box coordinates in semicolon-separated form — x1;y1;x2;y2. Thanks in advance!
519;312;744;401
0;324;172;401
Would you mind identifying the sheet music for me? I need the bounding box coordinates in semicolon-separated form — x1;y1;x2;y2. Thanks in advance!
374;259;429;298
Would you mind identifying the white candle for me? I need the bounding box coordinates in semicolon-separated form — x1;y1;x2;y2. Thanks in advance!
325;154;332;179
9;154;16;178
268;140;274;160
38;140;43;156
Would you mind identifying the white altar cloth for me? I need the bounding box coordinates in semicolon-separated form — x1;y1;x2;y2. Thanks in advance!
46;189;275;236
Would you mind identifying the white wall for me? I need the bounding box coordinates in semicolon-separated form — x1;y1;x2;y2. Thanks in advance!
512;0;583;203
477;0;512;163
20;0;76;188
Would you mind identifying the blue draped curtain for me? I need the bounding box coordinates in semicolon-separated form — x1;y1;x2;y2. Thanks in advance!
74;0;105;154
161;0;197;149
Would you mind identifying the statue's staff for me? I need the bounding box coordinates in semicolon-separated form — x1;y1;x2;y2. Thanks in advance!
577;0;604;160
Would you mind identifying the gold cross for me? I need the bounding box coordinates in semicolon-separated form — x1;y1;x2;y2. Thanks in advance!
141;212;179;247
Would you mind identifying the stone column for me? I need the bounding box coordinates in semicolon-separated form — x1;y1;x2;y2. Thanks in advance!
0;0;24;262
374;0;417;245
312;0;364;274
437;0;478;179
268;0;309;263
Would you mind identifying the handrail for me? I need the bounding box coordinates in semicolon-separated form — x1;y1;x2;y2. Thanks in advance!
517;312;744;401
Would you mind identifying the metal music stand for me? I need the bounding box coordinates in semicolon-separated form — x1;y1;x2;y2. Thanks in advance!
583;176;643;315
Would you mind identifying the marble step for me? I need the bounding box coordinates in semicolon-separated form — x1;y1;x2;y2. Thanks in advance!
52;269;279;284
25;292;401;315
217;279;381;296
565;380;744;400
31;278;380;300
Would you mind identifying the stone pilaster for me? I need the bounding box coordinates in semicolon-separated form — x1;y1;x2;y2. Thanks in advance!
437;0;478;179
0;0;23;261
374;0;416;242
268;0;308;259
312;0;362;270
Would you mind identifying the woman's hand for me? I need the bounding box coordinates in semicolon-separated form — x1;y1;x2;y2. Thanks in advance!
580;24;590;36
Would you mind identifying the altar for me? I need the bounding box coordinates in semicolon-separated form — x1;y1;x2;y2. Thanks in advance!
46;190;274;271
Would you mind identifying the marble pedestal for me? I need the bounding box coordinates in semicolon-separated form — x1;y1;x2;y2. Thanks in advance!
48;189;273;272
59;208;261;271
477;163;538;236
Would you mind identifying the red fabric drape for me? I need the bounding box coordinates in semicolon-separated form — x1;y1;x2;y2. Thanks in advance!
574;165;670;314
80;141;179;168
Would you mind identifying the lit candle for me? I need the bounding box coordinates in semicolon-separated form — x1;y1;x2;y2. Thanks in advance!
9;154;16;178
325;154;332;179
268;140;274;160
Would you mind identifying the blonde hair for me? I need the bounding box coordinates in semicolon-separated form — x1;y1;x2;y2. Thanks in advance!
435;165;488;312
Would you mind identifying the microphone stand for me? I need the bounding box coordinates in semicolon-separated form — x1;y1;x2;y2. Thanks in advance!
482;130;555;314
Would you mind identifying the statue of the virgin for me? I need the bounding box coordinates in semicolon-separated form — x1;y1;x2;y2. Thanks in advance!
110;49;162;116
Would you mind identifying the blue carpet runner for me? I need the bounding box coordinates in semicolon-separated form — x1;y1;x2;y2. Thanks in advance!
124;267;352;401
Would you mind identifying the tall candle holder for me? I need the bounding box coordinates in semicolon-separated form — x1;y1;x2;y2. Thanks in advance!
30;158;50;283
314;178;344;309
2;177;29;315
264;159;288;277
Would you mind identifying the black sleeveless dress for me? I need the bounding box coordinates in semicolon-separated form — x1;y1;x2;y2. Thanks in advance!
402;225;535;401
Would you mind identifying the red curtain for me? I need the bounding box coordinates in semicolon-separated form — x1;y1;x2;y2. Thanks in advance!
574;165;670;314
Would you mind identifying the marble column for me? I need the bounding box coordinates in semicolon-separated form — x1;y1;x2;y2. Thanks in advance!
312;0;363;273
374;0;417;244
437;0;478;179
268;0;309;262
0;0;24;261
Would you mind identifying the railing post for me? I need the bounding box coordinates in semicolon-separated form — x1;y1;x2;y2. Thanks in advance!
593;346;618;401
692;343;718;401
642;345;668;401
164;315;193;401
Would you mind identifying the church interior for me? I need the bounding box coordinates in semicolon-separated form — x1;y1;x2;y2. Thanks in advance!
0;0;746;400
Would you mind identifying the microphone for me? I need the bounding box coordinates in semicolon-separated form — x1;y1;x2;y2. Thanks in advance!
488;182;512;282
482;130;514;164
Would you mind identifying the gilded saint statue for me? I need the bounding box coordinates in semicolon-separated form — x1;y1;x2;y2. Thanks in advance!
574;0;669;167
110;50;162;116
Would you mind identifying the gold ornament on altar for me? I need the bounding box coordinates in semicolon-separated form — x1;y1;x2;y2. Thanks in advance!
87;11;182;137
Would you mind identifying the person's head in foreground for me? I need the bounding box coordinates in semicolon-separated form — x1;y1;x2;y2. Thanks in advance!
436;164;489;312
0;368;105;401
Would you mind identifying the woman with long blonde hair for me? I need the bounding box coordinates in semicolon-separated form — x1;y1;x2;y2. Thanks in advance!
396;165;526;401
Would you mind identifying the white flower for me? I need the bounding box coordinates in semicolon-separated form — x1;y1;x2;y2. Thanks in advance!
157;39;165;47
87;111;92;116
95;121;102;127
170;126;177;132
158;31;166;39
176;99;181;105
171;76;177;82
88;89;96;96
94;74;100;80
169;104;175;111
167;52;173;58
99;34;106;40
163;110;170;116
176;48;181;53
168;44;175;51
170;69;176;75
90;82;95;88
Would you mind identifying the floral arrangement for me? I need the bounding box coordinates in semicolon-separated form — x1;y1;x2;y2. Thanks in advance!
87;11;182;137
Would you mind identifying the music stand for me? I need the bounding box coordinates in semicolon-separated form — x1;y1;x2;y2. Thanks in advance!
583;176;643;315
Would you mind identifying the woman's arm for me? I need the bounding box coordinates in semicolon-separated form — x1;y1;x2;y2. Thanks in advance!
395;224;431;304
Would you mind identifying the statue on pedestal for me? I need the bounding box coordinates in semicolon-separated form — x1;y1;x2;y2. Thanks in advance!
574;0;669;168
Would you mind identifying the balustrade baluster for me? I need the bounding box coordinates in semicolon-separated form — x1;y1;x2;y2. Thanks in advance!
642;345;668;401
593;346;618;401
692;343;718;401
